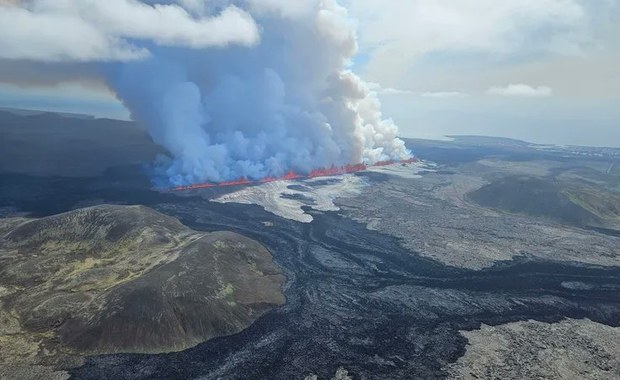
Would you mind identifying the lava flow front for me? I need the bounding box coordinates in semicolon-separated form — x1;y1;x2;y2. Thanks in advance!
171;158;418;192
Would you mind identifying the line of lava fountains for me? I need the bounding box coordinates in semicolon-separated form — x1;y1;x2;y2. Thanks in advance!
169;158;419;192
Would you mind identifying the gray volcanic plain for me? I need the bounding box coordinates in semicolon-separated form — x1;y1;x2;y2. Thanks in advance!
1;111;619;379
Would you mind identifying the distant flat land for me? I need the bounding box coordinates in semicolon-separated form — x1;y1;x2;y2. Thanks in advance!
0;110;161;177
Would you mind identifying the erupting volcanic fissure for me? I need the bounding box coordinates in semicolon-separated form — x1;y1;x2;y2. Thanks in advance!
171;158;419;192
100;0;412;187
0;1;413;187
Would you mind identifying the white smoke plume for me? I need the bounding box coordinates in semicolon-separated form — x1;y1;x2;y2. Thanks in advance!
0;0;412;185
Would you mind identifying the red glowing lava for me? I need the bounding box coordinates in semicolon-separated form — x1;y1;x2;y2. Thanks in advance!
218;178;253;187
170;157;419;192
260;177;278;183
280;170;303;180
373;160;395;167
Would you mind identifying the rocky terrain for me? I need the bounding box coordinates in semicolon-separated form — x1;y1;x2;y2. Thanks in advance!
335;151;620;270
218;159;620;270
213;136;620;271
446;318;620;379
304;367;353;380
1;113;619;379
0;205;285;379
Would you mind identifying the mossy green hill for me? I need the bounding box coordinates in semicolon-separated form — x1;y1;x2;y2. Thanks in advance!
0;205;285;377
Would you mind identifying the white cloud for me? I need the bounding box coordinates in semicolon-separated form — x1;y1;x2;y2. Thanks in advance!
371;85;469;98
372;86;467;98
346;0;594;87
487;84;553;97
379;87;414;96
176;0;206;15
0;0;259;62
420;91;467;98
247;0;318;18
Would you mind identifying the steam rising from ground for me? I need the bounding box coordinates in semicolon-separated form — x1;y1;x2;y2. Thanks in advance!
106;0;410;185
0;0;411;185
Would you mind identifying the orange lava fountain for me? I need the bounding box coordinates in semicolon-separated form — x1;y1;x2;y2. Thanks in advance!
170;157;418;192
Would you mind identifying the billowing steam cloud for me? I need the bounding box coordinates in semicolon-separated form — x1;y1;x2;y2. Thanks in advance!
1;0;411;185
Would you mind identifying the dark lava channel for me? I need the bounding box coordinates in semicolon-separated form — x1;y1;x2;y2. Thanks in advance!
2;173;619;379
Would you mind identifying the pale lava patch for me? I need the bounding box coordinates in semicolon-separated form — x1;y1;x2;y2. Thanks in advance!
213;175;367;223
